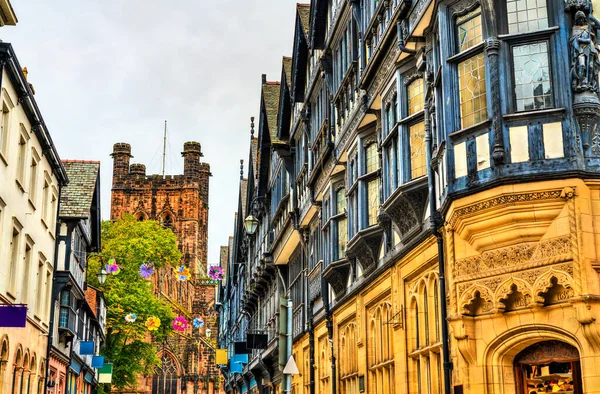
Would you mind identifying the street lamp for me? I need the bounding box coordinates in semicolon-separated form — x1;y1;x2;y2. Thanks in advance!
243;215;259;235
97;268;108;285
205;328;212;338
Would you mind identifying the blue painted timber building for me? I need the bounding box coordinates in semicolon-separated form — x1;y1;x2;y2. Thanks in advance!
217;0;600;393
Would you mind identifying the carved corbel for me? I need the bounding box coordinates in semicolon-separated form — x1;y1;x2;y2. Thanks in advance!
570;295;600;350
448;315;477;366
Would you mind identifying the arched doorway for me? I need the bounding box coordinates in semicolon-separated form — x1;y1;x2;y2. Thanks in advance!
514;341;582;394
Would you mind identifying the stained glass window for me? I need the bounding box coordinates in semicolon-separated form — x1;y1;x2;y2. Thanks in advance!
458;53;488;128
513;42;553;111
410;122;426;179
507;0;548;34
456;8;482;52
407;79;424;115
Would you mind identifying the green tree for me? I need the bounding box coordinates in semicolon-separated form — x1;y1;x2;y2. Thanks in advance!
88;214;182;390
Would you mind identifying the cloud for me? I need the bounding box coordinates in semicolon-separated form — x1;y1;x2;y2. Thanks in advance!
2;0;298;265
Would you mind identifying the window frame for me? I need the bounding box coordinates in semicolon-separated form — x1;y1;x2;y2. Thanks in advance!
8;218;23;299
397;73;427;184
503;29;559;114
28;148;40;209
446;4;489;132
16;124;31;191
360;138;380;229
0;97;14;165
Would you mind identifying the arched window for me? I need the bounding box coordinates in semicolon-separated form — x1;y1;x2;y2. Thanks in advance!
37;361;45;394
12;348;23;394
151;354;179;394
1;336;9;394
339;323;358;394
160;213;174;230
368;302;394;394
423;286;430;346
409;274;443;394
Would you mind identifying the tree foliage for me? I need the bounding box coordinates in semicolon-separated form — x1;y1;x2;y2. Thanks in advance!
88;214;182;390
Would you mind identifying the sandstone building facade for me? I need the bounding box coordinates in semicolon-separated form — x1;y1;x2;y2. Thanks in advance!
110;142;219;394
218;1;600;394
0;43;68;394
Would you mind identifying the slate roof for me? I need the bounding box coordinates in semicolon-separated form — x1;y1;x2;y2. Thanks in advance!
283;57;293;86
59;160;100;218
262;82;281;145
240;178;248;219
250;137;259;183
298;4;310;37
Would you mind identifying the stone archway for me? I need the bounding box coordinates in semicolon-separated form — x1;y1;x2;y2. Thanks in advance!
482;326;582;394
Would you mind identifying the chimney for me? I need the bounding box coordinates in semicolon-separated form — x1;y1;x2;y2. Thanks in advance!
262;74;267;85
182;141;202;178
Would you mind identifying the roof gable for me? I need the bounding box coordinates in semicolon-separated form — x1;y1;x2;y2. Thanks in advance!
262;82;282;145
59;161;100;218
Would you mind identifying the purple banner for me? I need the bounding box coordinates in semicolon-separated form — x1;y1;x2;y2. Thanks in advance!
0;305;27;327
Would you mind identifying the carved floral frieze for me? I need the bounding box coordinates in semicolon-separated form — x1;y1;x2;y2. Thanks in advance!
453;236;571;281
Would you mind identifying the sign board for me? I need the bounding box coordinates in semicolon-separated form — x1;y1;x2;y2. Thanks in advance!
283;355;299;375
0;305;27;327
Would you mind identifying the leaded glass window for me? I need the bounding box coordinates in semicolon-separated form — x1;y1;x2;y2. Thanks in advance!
409;122;426;179
407;79;424;115
513;42;553;111
365;143;379;173
336;188;346;213
458;53;488;128
337;218;347;259
507;0;548;34
456;8;482;52
367;179;379;226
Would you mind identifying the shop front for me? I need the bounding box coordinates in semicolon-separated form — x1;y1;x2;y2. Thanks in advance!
514;341;582;394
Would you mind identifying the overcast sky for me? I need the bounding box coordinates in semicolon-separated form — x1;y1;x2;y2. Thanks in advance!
2;0;298;267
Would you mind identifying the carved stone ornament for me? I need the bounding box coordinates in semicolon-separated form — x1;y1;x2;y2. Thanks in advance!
322;258;352;298
453;236;571;280
565;0;600;157
381;177;428;240
345;225;384;274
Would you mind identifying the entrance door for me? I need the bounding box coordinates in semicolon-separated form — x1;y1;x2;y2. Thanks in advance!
514;341;583;394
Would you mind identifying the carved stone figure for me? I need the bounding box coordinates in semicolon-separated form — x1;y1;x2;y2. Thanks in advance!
566;1;600;156
570;11;600;92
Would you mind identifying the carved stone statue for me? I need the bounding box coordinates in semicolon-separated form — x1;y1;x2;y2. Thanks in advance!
566;0;600;157
570;10;600;92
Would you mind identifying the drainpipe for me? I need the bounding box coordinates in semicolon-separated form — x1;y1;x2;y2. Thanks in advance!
322;281;336;394
299;230;315;394
397;21;416;55
424;69;453;394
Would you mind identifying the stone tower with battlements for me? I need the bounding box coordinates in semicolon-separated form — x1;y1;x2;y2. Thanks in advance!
110;142;220;394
